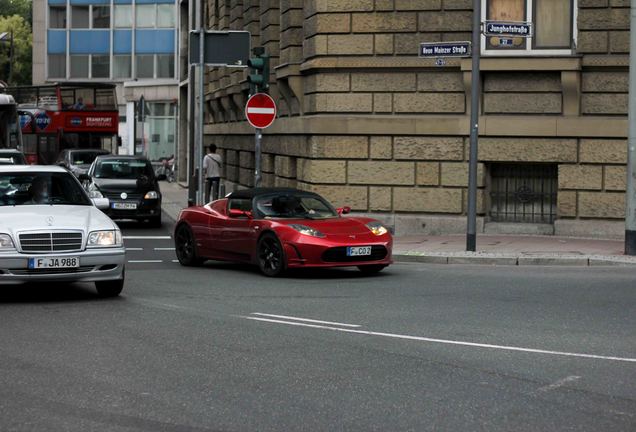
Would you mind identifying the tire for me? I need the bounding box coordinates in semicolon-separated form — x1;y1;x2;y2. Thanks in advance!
257;233;285;277
175;224;204;266
357;265;387;274
95;270;124;297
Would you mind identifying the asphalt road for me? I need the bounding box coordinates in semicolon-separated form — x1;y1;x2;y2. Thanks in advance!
0;216;635;431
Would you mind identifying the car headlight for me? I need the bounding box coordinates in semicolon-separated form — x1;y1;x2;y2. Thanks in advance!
0;234;15;250
87;230;122;247
144;191;159;199
289;224;325;238
366;221;388;236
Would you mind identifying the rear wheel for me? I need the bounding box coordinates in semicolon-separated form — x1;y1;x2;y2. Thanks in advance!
257;233;285;277
95;269;124;297
357;265;386;274
175;224;204;266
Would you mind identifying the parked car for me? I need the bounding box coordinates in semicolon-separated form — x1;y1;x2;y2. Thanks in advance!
0;165;125;296
83;155;163;227
55;148;110;177
0;149;28;165
174;187;393;276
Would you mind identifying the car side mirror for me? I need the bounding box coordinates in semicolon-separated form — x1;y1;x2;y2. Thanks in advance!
92;197;110;210
337;206;351;215
229;209;252;218
78;173;91;182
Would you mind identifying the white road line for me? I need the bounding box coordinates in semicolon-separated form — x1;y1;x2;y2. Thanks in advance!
154;247;175;251
240;316;636;364
251;312;361;328
128;260;163;263
171;260;179;263
537;376;581;393
126;247;144;251
123;236;171;240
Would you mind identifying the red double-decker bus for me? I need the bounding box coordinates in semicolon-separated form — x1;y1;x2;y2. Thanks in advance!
6;83;119;164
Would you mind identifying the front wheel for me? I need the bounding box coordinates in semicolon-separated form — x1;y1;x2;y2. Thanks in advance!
175;224;204;266
95;270;124;297
257;233;285;277
357;265;387;275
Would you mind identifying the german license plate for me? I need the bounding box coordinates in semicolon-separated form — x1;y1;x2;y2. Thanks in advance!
112;202;137;210
28;256;79;269
347;246;372;256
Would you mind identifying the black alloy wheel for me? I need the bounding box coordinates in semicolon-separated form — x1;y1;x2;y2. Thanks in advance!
357;265;387;274
175;224;203;266
257;233;285;277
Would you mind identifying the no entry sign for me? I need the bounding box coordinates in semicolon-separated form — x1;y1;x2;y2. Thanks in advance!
245;93;276;129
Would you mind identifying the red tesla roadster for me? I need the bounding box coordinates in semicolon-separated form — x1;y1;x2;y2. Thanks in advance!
174;187;393;276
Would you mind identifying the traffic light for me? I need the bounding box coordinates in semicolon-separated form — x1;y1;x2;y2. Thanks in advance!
247;47;270;94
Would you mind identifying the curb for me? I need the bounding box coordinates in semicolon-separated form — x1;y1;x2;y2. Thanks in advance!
393;253;636;267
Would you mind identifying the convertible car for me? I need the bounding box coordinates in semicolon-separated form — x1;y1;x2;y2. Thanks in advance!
174;188;392;276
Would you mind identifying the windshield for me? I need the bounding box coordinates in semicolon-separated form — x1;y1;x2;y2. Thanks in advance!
0;172;92;206
93;159;153;179
255;194;338;219
71;151;106;165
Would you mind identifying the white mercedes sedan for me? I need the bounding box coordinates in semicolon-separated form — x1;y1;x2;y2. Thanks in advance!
0;165;125;296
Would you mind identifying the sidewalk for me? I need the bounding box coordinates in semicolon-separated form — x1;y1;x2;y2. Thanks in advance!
160;181;636;267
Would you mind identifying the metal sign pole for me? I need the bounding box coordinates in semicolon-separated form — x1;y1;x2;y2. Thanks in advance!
466;0;482;252
196;0;205;205
625;0;636;254
254;128;262;187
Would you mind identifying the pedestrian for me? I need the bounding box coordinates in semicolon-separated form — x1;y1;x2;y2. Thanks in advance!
203;144;223;202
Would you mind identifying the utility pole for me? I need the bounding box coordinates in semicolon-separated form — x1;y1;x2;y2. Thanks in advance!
466;0;481;252
625;0;636;254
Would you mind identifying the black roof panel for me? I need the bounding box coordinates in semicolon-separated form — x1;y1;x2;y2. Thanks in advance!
228;187;318;199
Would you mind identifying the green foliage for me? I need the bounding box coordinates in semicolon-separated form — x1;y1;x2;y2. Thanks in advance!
0;0;32;24
0;14;32;85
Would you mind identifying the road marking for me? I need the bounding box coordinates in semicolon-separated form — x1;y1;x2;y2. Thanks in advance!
251;312;361;328
128;260;163;263
171;260;180;263
537;376;581;393
123;236;171;240
240;316;636;364
126;247;144;251
154;247;175;251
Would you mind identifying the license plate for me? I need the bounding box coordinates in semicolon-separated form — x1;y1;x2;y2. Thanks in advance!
112;202;137;210
347;246;372;256
28;256;79;269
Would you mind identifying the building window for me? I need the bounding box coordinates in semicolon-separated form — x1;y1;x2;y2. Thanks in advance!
114;5;132;28
92;5;110;29
71;5;89;29
70;55;89;78
48;54;66;78
92;55;110;78
136;55;154;78
482;0;575;54
136;4;156;28
156;54;174;78
114;55;132;78
49;6;66;29
157;4;175;28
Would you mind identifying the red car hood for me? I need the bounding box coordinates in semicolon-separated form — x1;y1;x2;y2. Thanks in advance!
280;217;372;235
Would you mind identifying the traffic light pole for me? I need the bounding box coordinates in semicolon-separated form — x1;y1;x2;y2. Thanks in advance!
196;0;206;205
625;0;636;254
254;128;262;187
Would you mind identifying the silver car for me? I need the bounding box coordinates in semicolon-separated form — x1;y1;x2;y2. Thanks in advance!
0;165;125;296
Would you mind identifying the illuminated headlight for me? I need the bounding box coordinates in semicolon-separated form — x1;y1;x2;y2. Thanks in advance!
366;221;388;236
0;234;15;250
289;224;325;238
87;230;122;247
144;191;159;199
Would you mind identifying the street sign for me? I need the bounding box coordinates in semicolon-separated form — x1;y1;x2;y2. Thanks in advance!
189;30;250;66
245;93;276;129
419;41;471;58
483;21;532;37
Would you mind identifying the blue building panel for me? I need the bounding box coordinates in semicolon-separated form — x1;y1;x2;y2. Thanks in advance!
113;30;132;54
48;0;66;5
69;0;109;4
47;30;66;54
135;0;175;3
70;31;110;54
114;0;132;3
135;30;175;54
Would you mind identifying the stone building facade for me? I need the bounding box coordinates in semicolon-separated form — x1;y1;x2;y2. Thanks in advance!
187;0;629;237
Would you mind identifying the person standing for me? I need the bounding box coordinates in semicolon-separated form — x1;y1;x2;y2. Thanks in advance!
203;144;223;202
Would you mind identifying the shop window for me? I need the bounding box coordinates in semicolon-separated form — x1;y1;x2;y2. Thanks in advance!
49;6;66;29
483;0;575;54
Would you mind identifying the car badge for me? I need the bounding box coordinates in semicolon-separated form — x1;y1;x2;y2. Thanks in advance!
120;192;128;200
46;216;54;226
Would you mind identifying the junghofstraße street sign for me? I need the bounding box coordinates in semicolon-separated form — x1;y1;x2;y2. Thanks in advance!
483;21;532;37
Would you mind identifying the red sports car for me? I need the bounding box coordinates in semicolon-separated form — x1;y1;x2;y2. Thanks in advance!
174;187;393;276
